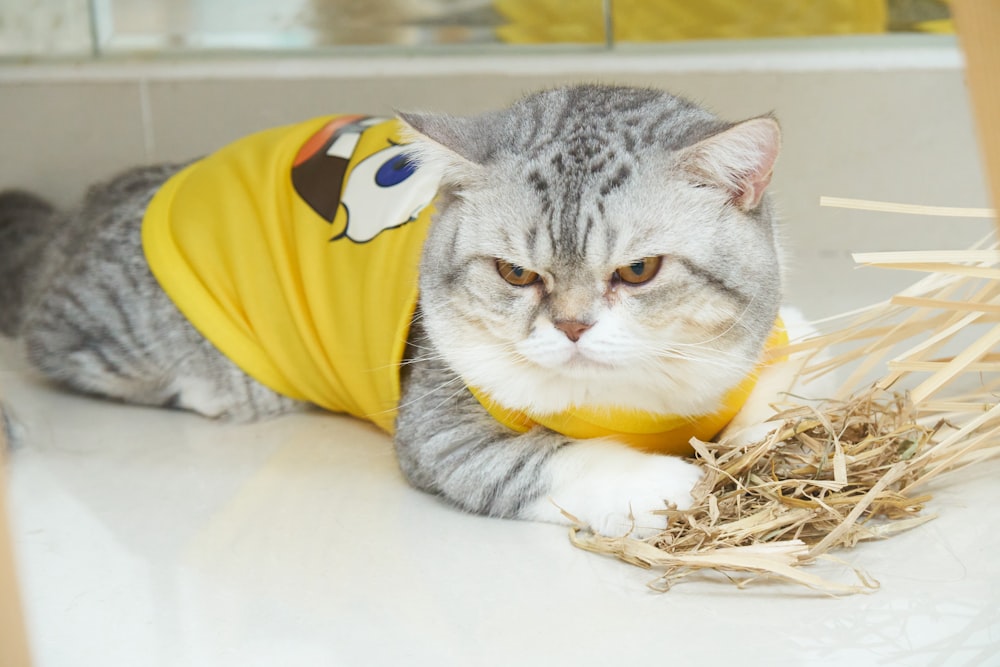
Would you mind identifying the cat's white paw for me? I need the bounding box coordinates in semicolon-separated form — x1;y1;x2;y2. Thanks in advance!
523;441;703;538
168;377;235;418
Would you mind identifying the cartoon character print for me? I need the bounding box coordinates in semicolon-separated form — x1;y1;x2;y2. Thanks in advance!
291;116;442;243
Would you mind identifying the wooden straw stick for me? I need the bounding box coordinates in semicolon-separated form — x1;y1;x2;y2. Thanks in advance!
891;360;1000;373
905;416;1000;493
854;250;1000;264
876;311;986;391
890;296;1000;315
909;323;1000;403
820;196;995;219
851;263;1000;281
919;400;999;412
952;0;1000;236
806;461;909;559
0;429;32;667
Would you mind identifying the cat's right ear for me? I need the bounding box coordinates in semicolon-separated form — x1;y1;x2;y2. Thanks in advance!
677;116;781;211
396;111;493;187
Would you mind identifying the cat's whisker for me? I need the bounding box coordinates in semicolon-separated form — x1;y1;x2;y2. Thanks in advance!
411;377;482;416
396;351;448;367
371;373;469;421
667;288;765;349
654;350;759;373
395;333;523;368
645;339;761;367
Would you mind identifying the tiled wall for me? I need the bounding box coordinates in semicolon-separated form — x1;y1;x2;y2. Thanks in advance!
0;49;991;316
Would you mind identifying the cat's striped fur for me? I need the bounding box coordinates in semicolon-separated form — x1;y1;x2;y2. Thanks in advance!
0;85;786;536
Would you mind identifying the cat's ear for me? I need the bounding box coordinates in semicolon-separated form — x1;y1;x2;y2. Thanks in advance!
678;116;781;211
396;111;496;186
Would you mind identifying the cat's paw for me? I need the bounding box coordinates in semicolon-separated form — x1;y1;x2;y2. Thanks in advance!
523;441;703;538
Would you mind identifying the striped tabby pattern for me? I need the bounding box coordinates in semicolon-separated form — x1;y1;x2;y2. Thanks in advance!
0;85;784;536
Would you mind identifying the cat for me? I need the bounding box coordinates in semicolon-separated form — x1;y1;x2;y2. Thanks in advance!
0;84;793;537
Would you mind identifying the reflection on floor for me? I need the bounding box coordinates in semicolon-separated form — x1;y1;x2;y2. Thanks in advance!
3;332;1000;665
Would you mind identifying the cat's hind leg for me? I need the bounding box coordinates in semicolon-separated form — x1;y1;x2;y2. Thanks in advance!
18;166;304;421
22;275;304;421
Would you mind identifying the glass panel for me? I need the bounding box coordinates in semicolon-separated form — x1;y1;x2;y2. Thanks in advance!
494;0;608;45
610;0;889;43
94;0;608;53
604;0;952;45
0;0;955;59
0;0;93;57
887;0;953;32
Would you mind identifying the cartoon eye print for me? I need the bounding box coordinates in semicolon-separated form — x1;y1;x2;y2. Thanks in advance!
291;116;443;244
333;143;442;244
374;153;417;188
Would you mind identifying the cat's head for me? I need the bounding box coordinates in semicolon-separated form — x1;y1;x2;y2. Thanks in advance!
399;85;783;417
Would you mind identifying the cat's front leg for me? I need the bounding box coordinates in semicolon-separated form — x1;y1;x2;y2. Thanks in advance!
395;355;702;538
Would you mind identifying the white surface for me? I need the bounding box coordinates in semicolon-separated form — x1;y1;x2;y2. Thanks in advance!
3;337;1000;666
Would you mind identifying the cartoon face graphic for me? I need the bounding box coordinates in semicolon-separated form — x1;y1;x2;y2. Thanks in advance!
333;142;441;243
291;116;442;243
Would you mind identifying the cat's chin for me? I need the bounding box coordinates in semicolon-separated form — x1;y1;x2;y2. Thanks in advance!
528;349;617;374
454;349;747;418
562;355;617;373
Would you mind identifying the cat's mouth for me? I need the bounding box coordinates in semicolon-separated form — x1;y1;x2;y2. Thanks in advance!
559;349;617;373
514;335;622;374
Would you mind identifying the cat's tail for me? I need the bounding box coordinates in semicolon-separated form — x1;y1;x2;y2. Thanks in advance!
0;189;57;337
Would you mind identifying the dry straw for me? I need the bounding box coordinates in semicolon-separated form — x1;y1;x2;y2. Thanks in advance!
572;197;1000;594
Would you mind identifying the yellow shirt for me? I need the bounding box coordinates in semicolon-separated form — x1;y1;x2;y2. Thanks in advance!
142;114;786;452
142;115;440;432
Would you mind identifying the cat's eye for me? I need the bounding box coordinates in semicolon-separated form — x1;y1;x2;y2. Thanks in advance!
496;259;541;287
615;256;663;285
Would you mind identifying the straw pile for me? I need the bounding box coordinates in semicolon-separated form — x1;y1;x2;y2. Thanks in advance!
572;197;1000;594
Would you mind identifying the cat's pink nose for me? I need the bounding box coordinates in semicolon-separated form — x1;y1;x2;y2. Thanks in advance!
554;320;592;342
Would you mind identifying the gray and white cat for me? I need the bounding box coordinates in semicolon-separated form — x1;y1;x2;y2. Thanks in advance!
0;85;791;537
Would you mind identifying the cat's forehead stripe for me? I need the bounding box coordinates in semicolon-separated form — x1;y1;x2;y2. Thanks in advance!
677;257;753;306
528;171;548;192
599;165;631;197
536;151;635;259
579;216;595;261
524;101;545;149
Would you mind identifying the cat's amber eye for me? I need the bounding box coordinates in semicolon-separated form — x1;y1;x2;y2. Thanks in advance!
615;256;663;285
496;259;541;287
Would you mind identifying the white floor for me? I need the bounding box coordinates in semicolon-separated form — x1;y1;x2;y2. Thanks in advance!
3;332;1000;666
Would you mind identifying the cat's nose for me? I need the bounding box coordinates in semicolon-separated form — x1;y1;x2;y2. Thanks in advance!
554;320;592;342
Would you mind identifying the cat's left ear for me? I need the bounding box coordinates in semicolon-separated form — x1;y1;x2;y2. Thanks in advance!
678;116;781;211
395;111;496;186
